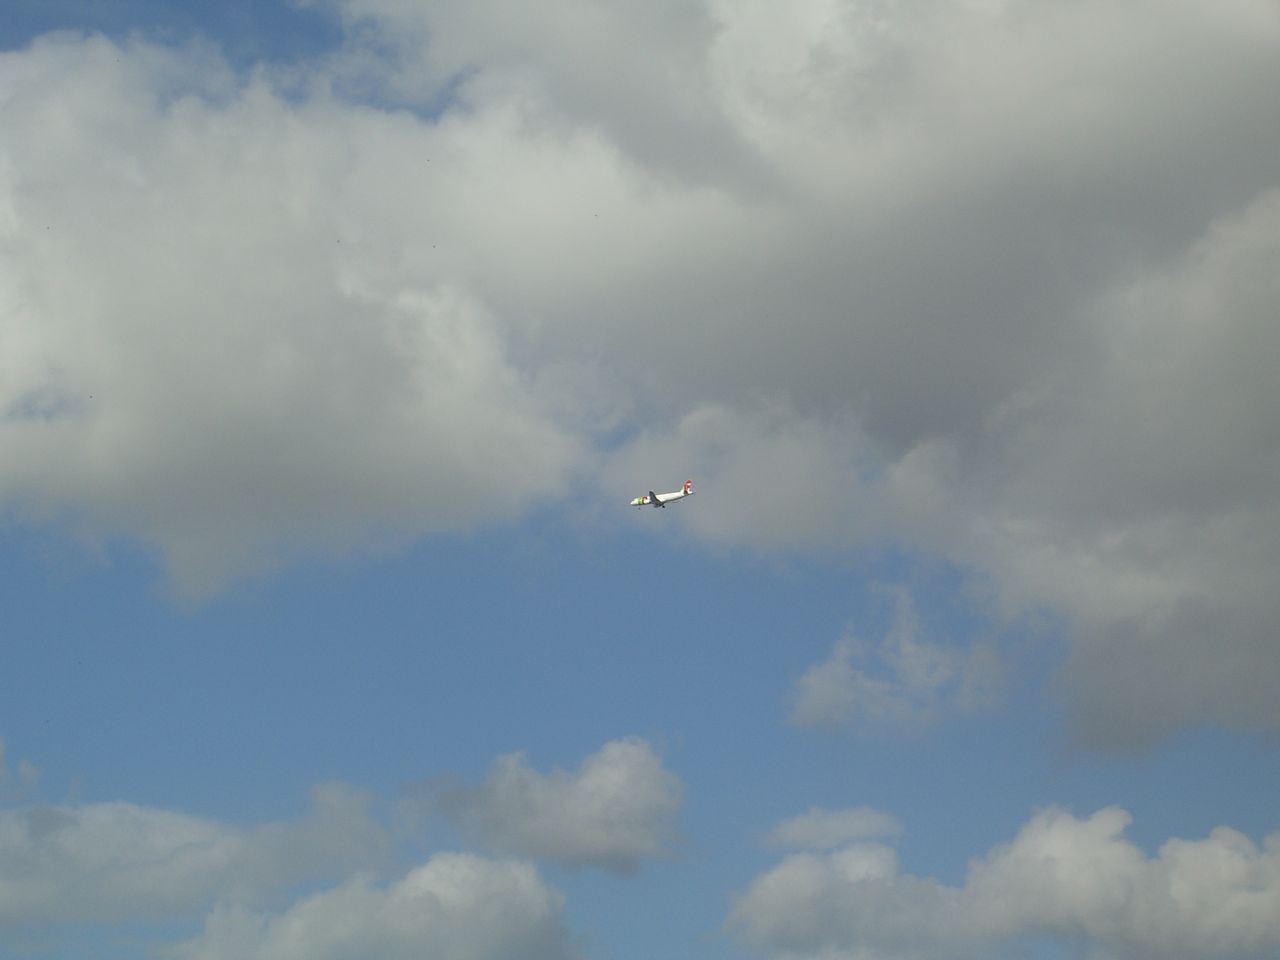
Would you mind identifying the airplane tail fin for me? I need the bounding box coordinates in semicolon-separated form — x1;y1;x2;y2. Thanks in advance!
684;479;693;495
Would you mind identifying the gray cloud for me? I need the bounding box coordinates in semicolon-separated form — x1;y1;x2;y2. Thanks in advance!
604;403;880;551
878;190;1280;747
431;738;683;872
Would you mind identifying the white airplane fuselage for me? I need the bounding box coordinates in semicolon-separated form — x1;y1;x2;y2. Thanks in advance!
630;480;694;507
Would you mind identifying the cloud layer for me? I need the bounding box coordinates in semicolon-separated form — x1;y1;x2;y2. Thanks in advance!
2;1;1279;741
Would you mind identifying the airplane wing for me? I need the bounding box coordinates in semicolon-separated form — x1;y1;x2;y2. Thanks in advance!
648;490;664;507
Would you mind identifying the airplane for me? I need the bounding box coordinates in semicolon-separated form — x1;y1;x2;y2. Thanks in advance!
630;479;693;508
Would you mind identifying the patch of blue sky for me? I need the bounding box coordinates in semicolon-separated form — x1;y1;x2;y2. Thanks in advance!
4;502;1280;960
1;0;342;69
2;0;476;124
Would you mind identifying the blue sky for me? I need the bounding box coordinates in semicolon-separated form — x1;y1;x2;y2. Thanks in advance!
3;2;1280;959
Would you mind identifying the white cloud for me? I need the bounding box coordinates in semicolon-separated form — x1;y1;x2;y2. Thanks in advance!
766;807;901;851
308;0;747;182
790;587;1003;732
0;784;387;926
731;806;1280;960
0;34;580;596
433;738;683;872
166;853;576;960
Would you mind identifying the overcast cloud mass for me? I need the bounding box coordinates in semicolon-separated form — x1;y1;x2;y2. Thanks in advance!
3;0;1277;742
2;0;1279;957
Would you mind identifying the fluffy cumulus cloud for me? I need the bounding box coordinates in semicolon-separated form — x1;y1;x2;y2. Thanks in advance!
3;1;1280;740
167;853;576;960
431;738;683;872
0;785;387;926
0;33;581;596
732;806;1280;960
